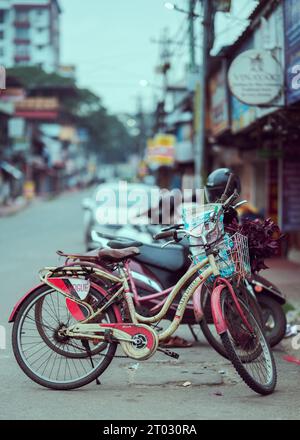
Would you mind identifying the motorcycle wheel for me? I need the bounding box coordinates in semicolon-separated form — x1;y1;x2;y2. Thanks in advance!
257;295;287;347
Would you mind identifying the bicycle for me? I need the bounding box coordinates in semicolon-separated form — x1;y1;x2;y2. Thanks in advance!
11;192;277;394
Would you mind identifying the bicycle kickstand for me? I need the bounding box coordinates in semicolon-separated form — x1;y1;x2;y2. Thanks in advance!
81;339;101;385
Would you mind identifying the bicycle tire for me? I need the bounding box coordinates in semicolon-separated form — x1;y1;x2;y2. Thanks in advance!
12;286;118;390
220;290;277;395
34;284;109;358
200;283;264;360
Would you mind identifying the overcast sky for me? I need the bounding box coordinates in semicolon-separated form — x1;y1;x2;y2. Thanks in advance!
60;0;258;115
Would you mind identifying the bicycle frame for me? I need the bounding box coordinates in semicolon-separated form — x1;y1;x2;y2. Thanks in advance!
127;260;198;320
40;253;220;343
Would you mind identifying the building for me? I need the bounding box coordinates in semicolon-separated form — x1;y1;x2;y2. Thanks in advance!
0;0;60;72
206;0;300;262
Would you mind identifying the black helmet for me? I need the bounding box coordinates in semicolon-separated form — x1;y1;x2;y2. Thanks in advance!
205;168;241;203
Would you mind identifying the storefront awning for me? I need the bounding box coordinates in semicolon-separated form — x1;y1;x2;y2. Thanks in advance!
0;161;23;179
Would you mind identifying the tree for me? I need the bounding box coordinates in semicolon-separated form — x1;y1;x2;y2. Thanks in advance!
7;66;134;162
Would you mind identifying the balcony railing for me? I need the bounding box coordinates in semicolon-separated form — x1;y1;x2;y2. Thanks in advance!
14;20;30;28
14;38;30;45
14;55;31;62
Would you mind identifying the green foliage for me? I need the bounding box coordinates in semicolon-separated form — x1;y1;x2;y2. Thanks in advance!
7;66;133;162
7;66;75;89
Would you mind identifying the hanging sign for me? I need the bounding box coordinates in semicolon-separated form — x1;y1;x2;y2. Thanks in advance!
228;49;283;105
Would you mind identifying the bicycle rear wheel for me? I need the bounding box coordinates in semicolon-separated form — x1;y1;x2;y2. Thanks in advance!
220;289;277;395
12;285;118;390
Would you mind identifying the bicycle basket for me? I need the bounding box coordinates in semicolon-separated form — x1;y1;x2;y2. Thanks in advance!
226;232;251;279
191;232;251;281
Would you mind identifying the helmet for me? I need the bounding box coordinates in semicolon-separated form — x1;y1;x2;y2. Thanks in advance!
205;168;241;203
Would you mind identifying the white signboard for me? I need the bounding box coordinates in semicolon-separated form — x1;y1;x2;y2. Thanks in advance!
228;49;283;105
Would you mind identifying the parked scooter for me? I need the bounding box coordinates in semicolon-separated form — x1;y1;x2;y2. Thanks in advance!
84;170;287;349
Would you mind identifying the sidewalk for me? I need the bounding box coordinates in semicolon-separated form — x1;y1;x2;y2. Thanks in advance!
264;258;300;307
0;197;28;218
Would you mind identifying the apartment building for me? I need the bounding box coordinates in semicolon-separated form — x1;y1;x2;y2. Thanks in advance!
0;0;60;72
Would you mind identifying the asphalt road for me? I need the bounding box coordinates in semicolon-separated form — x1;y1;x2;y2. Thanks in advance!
0;190;299;420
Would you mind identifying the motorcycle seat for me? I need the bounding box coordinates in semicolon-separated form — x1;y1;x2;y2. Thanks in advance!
133;243;189;272
107;239;143;249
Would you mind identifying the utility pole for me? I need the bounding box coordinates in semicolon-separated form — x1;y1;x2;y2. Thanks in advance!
152;28;172;131
136;94;146;158
160;27;172;100
194;0;214;189
188;0;196;70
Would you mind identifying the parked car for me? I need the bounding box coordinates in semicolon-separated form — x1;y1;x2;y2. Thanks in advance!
82;181;157;250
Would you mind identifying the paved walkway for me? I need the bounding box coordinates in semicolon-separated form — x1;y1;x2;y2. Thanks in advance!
0;198;28;217
265;258;300;307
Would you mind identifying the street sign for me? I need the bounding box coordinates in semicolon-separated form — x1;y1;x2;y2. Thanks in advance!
228;49;283;105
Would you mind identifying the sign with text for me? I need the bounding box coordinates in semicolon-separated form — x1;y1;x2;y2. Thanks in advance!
146;135;175;168
228;49;283;105
284;0;300;104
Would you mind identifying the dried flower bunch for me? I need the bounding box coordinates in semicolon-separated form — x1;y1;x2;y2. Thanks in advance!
226;218;284;273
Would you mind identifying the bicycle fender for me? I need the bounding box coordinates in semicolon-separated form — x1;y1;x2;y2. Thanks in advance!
9;283;45;323
193;284;204;323
9;282;123;323
211;284;228;334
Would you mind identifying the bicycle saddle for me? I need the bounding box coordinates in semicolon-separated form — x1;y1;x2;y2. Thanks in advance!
57;247;140;263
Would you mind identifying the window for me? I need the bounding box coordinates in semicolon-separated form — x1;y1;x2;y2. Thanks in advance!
0;47;4;57
15;45;30;57
0;30;4;40
16;28;29;40
15;10;29;23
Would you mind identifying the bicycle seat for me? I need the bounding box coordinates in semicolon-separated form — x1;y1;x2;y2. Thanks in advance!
98;247;140;262
57;249;101;262
108;239;143;249
57;247;140;263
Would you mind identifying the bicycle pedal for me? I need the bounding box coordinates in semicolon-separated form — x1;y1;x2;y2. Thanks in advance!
158;348;180;360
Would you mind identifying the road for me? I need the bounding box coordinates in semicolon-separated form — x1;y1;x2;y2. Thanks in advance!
0;190;299;420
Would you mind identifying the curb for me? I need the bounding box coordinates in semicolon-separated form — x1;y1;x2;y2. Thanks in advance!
0;199;29;218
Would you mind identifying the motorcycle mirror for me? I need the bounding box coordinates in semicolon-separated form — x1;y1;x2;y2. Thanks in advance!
233;200;248;209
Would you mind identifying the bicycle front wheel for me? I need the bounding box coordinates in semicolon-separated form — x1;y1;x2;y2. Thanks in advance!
220;289;277;395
